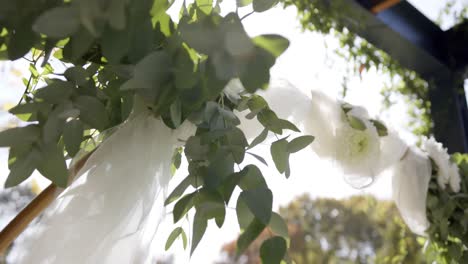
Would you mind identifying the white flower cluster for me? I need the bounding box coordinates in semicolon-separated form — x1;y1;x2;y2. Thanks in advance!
306;91;407;188
422;136;461;192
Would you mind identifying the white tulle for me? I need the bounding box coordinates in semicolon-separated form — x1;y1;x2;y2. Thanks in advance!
15;110;195;264
391;147;432;235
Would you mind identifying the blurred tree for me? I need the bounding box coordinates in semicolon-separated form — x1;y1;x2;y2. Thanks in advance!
219;195;425;264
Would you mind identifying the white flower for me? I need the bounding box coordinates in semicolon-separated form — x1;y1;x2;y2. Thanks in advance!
223;78;244;102
391;147;432;236
422;137;451;189
334;110;381;188
448;163;461;193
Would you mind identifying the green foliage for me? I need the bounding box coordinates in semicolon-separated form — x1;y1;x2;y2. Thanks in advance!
165;227;188;250
220;195;426;264
425;153;468;264
1;0;306;260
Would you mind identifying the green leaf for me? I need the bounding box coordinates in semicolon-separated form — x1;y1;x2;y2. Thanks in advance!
239;187;273;225
196;0;213;14
236;195;255;230
257;109;282;134
239;165;267;190
37;144;68;187
42;112;65;144
9;102;50;117
170;99;182;128
370;119;388;136
224;128;248;163
195;189;225;227
64;67;89;86
247;95;268;113
5;148;41;188
269;212;289;238
174;47;198;90
121;51;172;90
101;26;130;63
7;25;37;60
185;136;209;161
287;135;315;153
33;6;80;38
165;175;193;205
347;115;366;131
63;119;84;157
165;227;185;250
252;0;279;12
179;16;221;55
248;128;268;149
191;211;208;255
237;0;253;7
74;96;109;130
270;138;289;174
246;152;268;166
107;0;127;30
252;34;290;58
0;125;40;147
237;218;265;255
260;236;287;264
173;192;196;223
172;147;183;170
276;118;300;132
35;80;74;104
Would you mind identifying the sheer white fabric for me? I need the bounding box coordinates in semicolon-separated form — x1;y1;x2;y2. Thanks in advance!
391;147;432;235
15;110;195;264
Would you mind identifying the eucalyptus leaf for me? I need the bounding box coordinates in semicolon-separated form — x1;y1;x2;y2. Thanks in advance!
271;138;289;174
239;187;273;225
33;6;80;38
248;128;268;150
252;0;279;12
236;195;254;230
252;34;289;58
269;212;289;238
287;135;315;153
74;96;109;130
347;115;366;131
35;80;74;104
246;152;268;166
173;192;196;223
260;236;287;264
238;165;267;190
0;125;40;147
64;67;89;86
37;144;68;187
370;119;388;136
191;211;208;255
236;218;265;256
165;175;193;205
165;227;184;250
63;119;84;157
4;148;41;188
170;99;182;128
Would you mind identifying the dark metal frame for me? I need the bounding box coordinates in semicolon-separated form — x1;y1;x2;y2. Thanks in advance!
343;0;468;152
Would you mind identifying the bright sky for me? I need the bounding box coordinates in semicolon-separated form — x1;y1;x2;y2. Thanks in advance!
0;1;464;263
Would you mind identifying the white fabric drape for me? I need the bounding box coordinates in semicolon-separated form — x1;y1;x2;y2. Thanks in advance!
391;147;432;235
15;110;194;264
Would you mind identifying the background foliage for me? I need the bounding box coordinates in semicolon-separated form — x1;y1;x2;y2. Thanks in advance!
219;195;425;264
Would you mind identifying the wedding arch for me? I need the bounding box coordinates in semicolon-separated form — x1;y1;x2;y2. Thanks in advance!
0;0;467;263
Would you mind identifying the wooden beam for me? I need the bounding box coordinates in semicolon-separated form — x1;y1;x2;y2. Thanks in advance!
370;0;401;14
